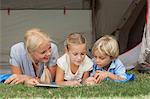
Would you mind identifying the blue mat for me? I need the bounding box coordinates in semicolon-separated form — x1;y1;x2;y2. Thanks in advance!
0;74;12;83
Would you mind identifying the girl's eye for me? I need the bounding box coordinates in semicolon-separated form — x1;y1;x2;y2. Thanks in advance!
81;53;85;55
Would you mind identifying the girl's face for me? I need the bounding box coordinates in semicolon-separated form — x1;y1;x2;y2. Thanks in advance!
31;41;51;63
93;50;112;68
67;44;86;66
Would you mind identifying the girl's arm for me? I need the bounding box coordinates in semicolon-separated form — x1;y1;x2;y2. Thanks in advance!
83;71;97;85
55;66;65;85
82;71;90;81
55;66;81;86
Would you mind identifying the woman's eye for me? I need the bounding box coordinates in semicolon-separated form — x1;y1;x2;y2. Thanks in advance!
41;51;46;54
48;46;51;50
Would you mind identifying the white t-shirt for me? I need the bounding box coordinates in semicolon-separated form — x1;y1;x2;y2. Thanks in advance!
57;53;93;81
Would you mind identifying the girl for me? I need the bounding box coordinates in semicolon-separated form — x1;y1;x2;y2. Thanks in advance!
86;35;134;84
55;32;93;86
4;28;59;85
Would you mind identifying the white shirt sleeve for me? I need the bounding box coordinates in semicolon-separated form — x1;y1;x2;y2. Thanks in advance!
56;54;67;71
82;55;93;72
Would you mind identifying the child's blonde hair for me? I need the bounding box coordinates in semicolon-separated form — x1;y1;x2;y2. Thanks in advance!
24;28;51;52
64;32;86;50
92;35;119;58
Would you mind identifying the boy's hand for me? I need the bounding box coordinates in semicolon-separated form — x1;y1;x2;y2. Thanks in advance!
94;71;109;83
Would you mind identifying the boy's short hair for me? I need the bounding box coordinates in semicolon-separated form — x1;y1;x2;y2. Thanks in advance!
92;35;119;58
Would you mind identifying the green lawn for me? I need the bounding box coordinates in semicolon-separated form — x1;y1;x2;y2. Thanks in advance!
0;72;150;98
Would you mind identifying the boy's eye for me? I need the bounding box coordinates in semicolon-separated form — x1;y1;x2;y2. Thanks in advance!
73;53;78;56
100;57;105;60
94;56;105;60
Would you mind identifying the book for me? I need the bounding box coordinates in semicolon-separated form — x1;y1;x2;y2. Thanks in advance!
35;83;62;88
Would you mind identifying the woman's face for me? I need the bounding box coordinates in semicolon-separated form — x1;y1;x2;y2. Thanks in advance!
67;44;86;66
93;50;112;68
31;41;51;63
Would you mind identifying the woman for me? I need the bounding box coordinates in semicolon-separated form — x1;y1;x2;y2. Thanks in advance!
5;28;59;85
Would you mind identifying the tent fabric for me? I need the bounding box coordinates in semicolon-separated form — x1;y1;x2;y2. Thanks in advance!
138;0;150;64
118;43;141;70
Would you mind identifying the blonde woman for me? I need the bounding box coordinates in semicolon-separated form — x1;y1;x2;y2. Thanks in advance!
86;35;134;84
5;28;59;85
55;32;93;86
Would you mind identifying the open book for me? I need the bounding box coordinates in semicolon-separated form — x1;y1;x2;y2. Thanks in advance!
35;83;62;88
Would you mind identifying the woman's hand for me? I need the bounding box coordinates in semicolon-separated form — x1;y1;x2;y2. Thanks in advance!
24;78;40;87
4;74;31;84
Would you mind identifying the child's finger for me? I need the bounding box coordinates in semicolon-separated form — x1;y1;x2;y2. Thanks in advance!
94;73;100;79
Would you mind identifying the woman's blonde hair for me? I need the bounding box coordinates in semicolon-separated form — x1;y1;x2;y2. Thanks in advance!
24;28;52;84
64;32;86;49
24;28;51;53
92;35;119;58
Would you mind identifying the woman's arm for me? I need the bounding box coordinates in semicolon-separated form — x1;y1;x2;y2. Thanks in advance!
5;64;38;85
10;64;22;74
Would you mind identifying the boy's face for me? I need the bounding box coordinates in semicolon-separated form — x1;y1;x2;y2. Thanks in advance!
67;44;86;66
93;50;112;68
31;41;51;63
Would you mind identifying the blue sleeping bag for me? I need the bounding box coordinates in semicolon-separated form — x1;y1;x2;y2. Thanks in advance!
0;74;12;83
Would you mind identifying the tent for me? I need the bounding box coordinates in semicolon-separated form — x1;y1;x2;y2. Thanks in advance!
0;0;146;72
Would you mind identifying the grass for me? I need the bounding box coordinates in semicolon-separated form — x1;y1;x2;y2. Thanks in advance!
0;71;150;98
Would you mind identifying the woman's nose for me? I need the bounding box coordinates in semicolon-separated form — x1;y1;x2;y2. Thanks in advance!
46;50;51;56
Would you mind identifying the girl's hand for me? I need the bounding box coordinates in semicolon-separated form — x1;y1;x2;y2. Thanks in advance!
84;77;97;85
4;74;32;84
94;71;109;83
62;80;81;86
